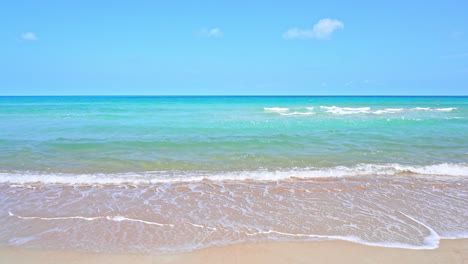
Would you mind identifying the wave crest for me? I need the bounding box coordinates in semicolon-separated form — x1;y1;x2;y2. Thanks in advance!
264;106;458;116
1;163;466;185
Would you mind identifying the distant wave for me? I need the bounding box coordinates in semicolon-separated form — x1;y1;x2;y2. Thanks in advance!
265;106;458;116
1;163;466;185
411;107;457;112
264;107;314;116
264;107;289;112
279;112;315;116
320;106;370;115
372;108;404;114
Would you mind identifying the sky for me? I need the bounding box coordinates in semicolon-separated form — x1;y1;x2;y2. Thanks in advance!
1;0;467;95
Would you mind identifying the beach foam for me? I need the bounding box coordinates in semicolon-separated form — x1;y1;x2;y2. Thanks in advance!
0;163;466;185
1;174;466;253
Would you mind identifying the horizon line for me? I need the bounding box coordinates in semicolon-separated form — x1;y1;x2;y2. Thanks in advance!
0;95;467;97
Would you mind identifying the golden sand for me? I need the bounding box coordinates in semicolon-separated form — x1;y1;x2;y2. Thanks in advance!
0;239;466;264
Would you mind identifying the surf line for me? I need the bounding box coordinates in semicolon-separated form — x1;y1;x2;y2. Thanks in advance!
8;211;217;230
398;211;441;249
8;211;173;227
244;217;441;250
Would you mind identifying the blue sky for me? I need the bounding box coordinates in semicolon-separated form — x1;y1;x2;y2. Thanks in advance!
1;0;467;95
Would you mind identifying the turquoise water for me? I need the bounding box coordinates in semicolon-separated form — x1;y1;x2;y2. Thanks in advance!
0;96;467;177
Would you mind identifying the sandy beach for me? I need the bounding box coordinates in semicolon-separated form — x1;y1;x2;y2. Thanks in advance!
0;239;466;264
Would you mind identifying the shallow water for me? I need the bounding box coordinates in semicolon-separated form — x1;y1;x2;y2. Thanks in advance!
1;175;467;253
1;96;467;172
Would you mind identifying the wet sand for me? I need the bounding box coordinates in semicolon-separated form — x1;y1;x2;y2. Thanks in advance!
2;176;467;252
0;238;466;264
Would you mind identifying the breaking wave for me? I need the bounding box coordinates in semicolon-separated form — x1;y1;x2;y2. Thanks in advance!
265;106;458;115
1;163;466;185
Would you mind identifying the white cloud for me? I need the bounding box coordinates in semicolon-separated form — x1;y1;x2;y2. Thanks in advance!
199;28;223;38
21;32;37;41
283;18;344;40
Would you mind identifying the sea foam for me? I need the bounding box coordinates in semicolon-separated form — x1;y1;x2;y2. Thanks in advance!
1;163;466;185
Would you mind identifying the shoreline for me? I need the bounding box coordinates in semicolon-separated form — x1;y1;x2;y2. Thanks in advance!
2;175;466;255
0;238;466;264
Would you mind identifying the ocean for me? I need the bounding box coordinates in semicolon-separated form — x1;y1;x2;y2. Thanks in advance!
0;96;467;253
